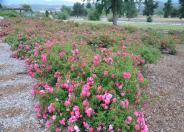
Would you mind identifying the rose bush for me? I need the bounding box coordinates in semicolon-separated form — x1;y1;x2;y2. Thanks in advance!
4;19;159;132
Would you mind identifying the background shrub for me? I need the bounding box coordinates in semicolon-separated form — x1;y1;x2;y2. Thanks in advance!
0;10;18;17
88;9;100;21
128;44;161;64
147;16;152;22
87;35;115;50
57;11;69;20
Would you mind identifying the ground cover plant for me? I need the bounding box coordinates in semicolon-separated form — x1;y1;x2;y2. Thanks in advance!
4;18;179;132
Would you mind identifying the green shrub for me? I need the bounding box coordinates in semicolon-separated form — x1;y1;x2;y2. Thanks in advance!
87;35;115;50
124;26;138;33
142;29;163;48
0;10;18;17
128;44;161;64
160;37;176;55
5;32;19;49
140;45;161;63
57;11;69;20
147;16;152;22
88;9;100;21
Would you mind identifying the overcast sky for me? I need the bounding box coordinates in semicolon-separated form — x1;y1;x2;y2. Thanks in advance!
1;0;83;5
1;0;178;5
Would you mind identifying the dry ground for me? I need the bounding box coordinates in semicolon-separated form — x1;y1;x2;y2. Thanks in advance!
145;44;184;132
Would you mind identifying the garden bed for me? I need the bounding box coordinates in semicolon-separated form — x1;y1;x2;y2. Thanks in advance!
3;17;180;132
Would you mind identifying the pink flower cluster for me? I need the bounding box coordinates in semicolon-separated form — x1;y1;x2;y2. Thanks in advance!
54;71;61;88
115;81;124;89
68;106;81;123
41;53;47;62
137;71;144;82
44;83;54;93
120;99;129;109
123;72;131;79
62;80;74;92
83;122;93;131
96;92;113;109
104;57;113;65
125;116;132;124
134;111;148;132
83;99;95;117
48;103;55;113
93;54;101;66
59;51;65;59
80;84;91;97
34;102;42;118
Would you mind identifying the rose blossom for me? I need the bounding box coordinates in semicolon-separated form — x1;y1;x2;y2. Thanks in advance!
123;72;131;79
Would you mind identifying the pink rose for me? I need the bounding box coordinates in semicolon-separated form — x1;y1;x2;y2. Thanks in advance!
125;116;132;124
48;103;55;113
41;53;47;62
120;99;129;109
93;54;101;66
123;72;131;79
59;118;65;125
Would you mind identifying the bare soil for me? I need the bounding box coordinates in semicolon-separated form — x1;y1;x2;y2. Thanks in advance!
0;40;43;132
145;44;184;132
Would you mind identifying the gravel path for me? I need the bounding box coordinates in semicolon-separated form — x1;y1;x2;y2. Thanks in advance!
145;44;184;132
0;40;43;132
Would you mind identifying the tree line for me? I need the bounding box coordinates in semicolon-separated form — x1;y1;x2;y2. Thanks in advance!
1;0;184;25
52;0;184;25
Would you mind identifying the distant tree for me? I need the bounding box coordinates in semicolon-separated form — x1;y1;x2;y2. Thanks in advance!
143;0;158;22
179;0;184;18
72;2;87;17
85;0;127;25
0;3;2;9
125;0;138;20
163;0;173;18
45;10;49;17
86;2;92;9
22;4;32;12
171;7;179;17
61;5;71;15
88;9;100;20
136;0;143;13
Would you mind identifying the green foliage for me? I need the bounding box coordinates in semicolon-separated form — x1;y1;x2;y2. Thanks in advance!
61;5;71;15
147;16;153;22
86;0;125;25
88;9;101;21
125;0;138;19
57;11;69;20
0;10;18;17
163;0;173;18
142;29;177;55
139;45;161;63
160;36;177;54
171;7;179;17
142;29;163;48
21;4;32;12
123;26;138;33
179;0;184;18
5;32;19;49
45;10;49;17
0;3;2;9
72;2;87;17
87;35;114;50
86;2;92;9
143;0;158;22
128;44;161;64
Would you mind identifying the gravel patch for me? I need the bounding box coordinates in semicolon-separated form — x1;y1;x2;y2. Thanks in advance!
145;44;184;132
0;41;44;132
